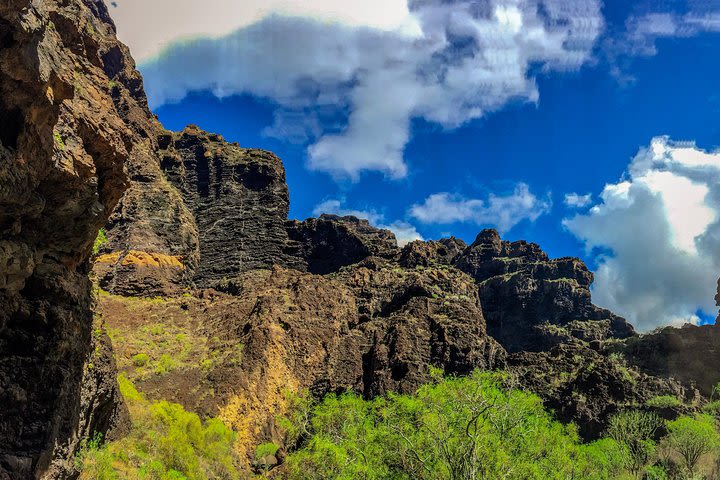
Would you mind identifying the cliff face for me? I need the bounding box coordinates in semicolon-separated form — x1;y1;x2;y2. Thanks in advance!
455;229;635;353
158;126;300;286
0;0;147;476
622;324;720;397
286;214;399;274
100;259;505;460
612;280;720;398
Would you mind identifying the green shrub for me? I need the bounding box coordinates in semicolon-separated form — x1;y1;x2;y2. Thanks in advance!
606;410;662;477
78;376;240;480
53;130;65;150
646;395;682;409
92;229;107;255
283;370;625;480
702;400;720;416
661;414;720;476
255;442;279;461
132;353;149;367
155;354;179;375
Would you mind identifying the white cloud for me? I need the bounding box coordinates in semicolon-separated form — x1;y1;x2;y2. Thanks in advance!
564;136;720;331
621;10;720;57
564;192;593;208
409;183;551;233
105;0;418;61
313;199;423;246
133;0;604;180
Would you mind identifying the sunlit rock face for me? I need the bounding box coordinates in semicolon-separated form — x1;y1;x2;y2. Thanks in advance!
0;0;158;476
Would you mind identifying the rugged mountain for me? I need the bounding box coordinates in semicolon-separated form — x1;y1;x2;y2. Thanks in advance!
285;214;399;274
0;0;150;476
100;260;505;459
605;280;720;398
621;323;720;397
454;229;636;353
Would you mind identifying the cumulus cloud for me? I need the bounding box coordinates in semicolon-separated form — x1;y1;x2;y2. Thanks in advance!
313;199;423;246
138;0;603;179
564;137;720;331
564;192;592;208
409;183;551;233
105;0;416;61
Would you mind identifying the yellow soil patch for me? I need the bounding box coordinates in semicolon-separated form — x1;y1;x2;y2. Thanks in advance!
95;250;184;269
219;321;300;461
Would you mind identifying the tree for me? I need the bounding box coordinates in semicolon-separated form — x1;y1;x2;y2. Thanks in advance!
662;414;720;477
283;370;624;480
606;410;662;479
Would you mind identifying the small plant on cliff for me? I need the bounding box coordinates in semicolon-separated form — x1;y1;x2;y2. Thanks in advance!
131;353;149;367
53;130;65;150
646;395;683;409
92;228;108;255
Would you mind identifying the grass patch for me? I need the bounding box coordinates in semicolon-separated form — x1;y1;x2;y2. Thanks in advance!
78;376;241;479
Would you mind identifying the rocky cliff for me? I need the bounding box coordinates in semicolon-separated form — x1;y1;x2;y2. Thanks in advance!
454;229;636;353
0;0;148;476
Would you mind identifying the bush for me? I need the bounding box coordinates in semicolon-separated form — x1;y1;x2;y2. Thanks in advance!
646;395;682;409
92;229;108;255
661;414;720;476
132;353;150;367
78;376;240;480
606;410;662;477
283;370;625;480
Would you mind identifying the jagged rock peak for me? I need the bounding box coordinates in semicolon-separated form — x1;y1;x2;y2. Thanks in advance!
398;237;468;268
454;229;634;353
285;214;398;275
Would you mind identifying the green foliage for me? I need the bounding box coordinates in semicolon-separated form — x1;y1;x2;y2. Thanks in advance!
132;353;150;367
607;410;662;478
79;376;240;480
703;400;720;416
282;370;625;480
646;395;683;409
93;229;108;255
255;442;279;460
661;414;720;476
53;130;65;150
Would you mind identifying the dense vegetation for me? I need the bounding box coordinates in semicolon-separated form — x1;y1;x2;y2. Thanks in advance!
78;376;241;480
79;370;720;479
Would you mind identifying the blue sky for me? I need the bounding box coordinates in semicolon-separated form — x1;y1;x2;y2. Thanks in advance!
107;0;720;331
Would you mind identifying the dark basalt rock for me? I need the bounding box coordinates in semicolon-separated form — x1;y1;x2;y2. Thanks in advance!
511;342;696;439
622;323;720;397
454;229;635;353
620;277;720;398
158;126;303;286
0;0;137;476
285;214;399;274
398;237;467;268
99;130;401;293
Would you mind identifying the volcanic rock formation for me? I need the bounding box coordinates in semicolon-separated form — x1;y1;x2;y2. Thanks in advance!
454;229;636;353
0;0;147;476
